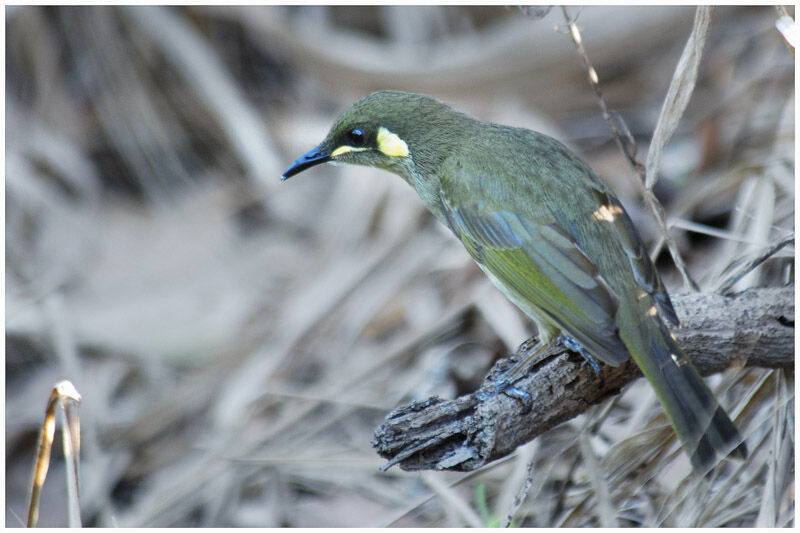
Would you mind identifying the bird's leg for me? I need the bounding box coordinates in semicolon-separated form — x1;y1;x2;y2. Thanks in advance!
504;339;555;379
557;334;602;375
479;335;603;411
478;340;554;411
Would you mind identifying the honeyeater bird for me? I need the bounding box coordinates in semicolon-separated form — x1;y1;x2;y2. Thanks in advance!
281;90;746;473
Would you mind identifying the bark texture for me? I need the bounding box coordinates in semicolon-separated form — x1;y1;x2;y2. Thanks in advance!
373;287;794;472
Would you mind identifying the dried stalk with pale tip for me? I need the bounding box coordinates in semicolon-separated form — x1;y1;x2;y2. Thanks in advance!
27;380;82;528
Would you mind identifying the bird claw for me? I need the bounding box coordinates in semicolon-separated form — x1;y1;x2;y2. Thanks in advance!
477;373;533;413
558;334;602;376
500;384;533;413
477;335;600;414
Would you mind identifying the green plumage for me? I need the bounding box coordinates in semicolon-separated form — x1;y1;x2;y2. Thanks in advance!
283;90;746;472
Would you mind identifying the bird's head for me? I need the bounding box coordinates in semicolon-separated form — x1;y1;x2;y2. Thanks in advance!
282;91;468;182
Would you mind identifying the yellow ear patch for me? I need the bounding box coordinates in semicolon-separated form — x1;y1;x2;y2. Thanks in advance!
377;127;409;158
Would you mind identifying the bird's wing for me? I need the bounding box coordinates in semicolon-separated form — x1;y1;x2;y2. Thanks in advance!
440;195;629;366
587;186;679;327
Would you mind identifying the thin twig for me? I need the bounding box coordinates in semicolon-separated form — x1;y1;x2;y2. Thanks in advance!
62;399;83;527
561;6;705;291
717;235;795;294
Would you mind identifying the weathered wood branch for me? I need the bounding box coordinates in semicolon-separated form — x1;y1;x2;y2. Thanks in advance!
373;287;794;472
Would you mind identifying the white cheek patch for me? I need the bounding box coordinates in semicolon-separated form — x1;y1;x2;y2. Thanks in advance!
377;127;409;158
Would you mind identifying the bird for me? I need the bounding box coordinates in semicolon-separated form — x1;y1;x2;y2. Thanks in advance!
281;90;746;473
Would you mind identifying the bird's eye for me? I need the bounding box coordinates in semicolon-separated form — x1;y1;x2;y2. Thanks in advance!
347;128;366;146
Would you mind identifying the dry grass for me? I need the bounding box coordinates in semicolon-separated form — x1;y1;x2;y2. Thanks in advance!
5;6;794;527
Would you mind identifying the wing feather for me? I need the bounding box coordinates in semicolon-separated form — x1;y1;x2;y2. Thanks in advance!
443;199;628;366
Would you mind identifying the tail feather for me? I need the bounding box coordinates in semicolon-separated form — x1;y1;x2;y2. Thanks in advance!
619;305;747;473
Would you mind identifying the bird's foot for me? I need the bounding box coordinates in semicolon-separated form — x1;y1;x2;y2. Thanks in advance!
477;339;554;412
558;334;602;375
499;383;532;412
478;336;600;413
477;368;533;413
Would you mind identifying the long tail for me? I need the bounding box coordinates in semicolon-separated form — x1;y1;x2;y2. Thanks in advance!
618;303;747;473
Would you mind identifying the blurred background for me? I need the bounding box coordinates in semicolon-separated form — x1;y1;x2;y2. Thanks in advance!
5;5;794;527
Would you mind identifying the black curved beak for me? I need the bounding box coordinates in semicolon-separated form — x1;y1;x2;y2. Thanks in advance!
281;145;331;181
